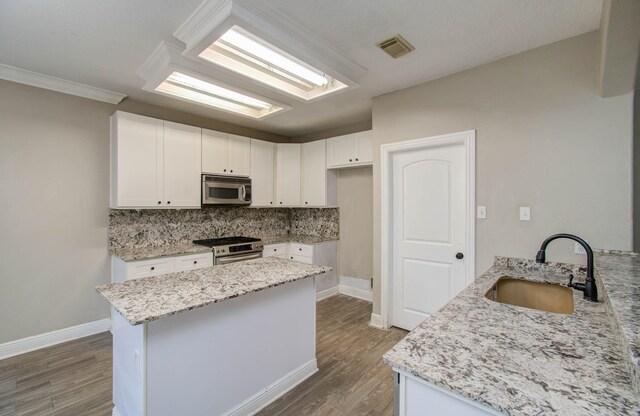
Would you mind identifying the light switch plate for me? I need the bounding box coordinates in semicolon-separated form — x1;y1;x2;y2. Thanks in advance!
477;206;487;219
519;207;531;221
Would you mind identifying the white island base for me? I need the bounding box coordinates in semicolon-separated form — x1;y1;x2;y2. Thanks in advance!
112;277;317;416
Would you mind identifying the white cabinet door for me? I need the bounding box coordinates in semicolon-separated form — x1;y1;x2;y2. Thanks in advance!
112;112;164;207
355;130;373;164
263;244;286;258
202;129;228;174
163;121;202;208
326;134;356;168
301;140;327;207
250;139;275;207
227;135;251;176
276;144;301;206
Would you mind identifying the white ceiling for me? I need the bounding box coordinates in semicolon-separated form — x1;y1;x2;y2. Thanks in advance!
0;0;603;137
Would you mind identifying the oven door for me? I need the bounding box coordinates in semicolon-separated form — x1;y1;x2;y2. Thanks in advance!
202;176;251;205
215;252;263;266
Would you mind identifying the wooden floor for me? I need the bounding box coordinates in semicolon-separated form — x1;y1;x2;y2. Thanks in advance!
0;332;112;416
0;295;406;416
257;295;407;415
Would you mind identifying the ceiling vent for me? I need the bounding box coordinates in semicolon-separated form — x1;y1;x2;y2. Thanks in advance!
376;35;415;59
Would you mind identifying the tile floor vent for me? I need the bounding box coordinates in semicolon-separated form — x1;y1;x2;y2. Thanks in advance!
376;34;415;59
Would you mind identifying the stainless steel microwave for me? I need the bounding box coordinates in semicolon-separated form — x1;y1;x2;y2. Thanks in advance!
202;175;251;206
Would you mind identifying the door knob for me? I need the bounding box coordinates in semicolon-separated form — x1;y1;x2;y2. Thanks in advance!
455;252;464;260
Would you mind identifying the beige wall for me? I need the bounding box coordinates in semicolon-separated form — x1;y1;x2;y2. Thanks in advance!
634;90;639;251
292;120;372;143
338;167;373;280
0;80;113;343
372;32;634;314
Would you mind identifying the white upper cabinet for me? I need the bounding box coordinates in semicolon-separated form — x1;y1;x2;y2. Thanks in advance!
275;144;301;207
202;129;227;174
110;112;201;209
227;135;251;176
301;140;337;207
326;130;373;168
163;121;202;208
355;130;373;165
250;139;275;207
202;130;251;176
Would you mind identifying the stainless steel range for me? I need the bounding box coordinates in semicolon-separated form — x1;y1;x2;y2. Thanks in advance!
193;237;264;265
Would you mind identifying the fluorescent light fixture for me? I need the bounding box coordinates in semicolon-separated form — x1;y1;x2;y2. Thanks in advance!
199;26;348;101
155;71;284;119
219;28;328;87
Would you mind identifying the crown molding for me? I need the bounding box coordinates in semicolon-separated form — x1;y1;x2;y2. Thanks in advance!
0;64;127;104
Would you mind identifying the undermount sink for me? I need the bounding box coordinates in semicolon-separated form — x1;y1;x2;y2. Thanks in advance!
485;277;574;314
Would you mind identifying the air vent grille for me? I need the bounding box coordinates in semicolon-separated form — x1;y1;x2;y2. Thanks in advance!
376;34;415;59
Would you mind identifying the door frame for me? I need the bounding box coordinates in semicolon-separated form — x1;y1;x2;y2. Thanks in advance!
380;130;476;329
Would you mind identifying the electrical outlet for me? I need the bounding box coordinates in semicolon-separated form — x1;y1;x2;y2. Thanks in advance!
477;206;487;219
575;241;588;255
519;207;531;221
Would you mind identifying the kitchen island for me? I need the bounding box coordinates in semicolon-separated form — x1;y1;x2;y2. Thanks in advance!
384;254;639;415
97;257;329;416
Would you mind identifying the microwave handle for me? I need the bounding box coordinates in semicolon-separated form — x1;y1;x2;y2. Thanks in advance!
240;185;247;201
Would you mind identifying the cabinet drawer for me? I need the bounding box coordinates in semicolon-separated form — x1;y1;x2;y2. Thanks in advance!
289;254;313;264
126;258;174;280
288;243;313;258
263;244;287;257
174;253;213;272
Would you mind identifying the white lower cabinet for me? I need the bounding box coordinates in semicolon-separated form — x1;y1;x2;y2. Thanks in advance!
264;241;338;294
111;253;213;283
396;372;499;416
263;243;287;257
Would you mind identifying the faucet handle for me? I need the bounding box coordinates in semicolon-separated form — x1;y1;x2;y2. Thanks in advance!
567;274;575;288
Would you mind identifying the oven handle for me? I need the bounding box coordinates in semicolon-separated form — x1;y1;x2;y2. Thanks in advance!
215;251;262;265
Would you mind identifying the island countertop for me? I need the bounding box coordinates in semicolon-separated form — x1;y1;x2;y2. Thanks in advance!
97;257;329;325
383;255;639;415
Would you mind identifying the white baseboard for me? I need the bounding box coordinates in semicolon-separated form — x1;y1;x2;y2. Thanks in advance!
223;359;318;416
338;275;373;302
369;313;384;329
0;318;111;360
316;286;339;301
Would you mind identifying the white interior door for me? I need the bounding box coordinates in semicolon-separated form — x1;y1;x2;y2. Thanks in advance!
392;142;468;330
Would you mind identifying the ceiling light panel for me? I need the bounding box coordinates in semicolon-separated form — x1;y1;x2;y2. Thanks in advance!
155;71;284;119
173;0;365;103
199;26;347;101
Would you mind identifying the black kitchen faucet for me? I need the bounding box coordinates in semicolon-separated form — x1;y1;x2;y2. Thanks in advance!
535;233;598;302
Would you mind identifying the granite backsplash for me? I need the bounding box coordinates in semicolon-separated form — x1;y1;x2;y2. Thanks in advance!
109;207;339;250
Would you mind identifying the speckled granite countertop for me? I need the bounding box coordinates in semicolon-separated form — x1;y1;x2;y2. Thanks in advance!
383;256;639;415
97;257;329;325
259;234;338;245
595;252;640;396
110;241;212;262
